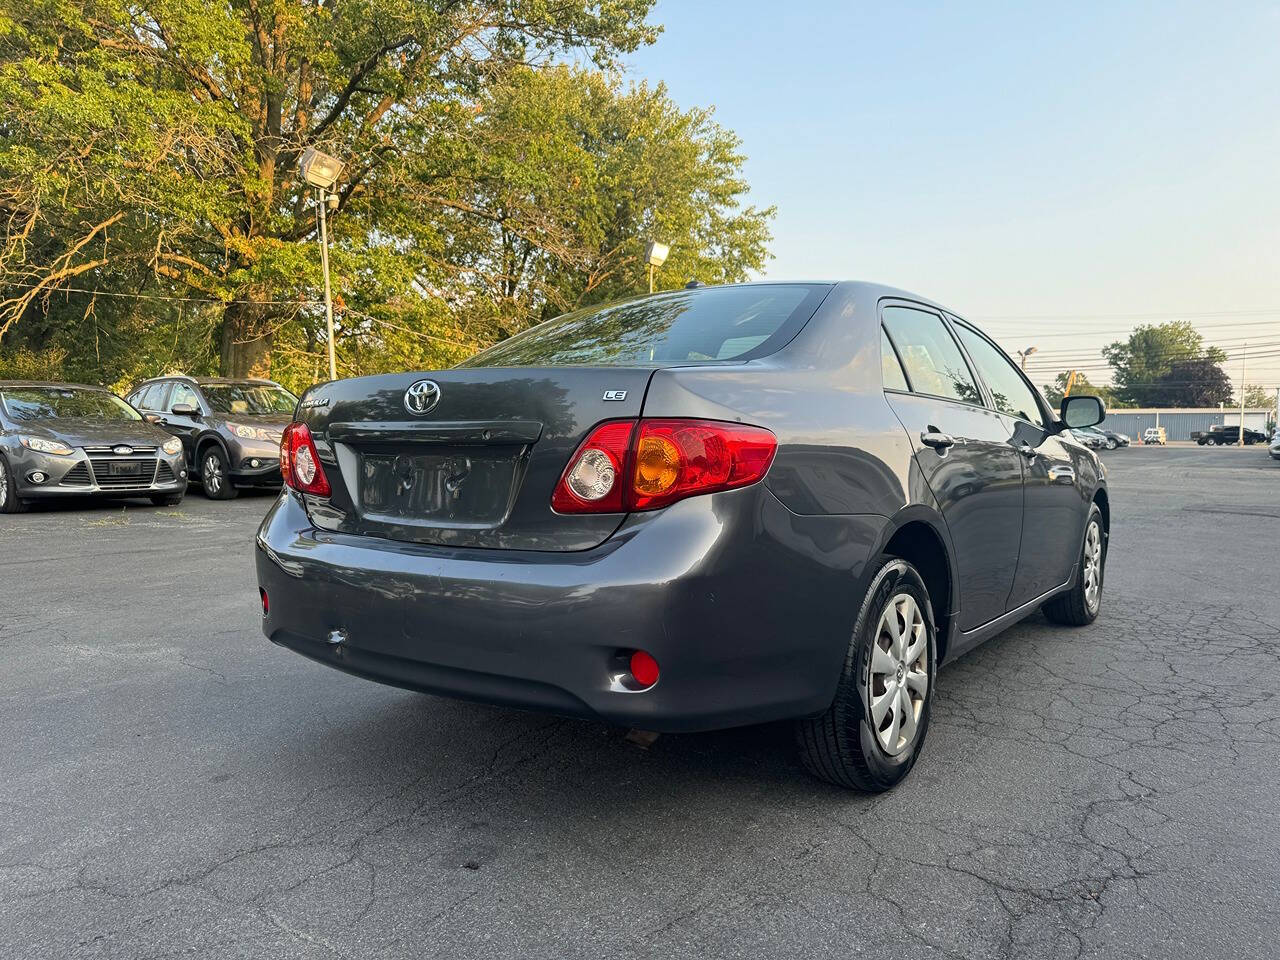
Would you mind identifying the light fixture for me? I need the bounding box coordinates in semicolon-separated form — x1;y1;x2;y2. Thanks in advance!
644;240;669;294
298;146;345;190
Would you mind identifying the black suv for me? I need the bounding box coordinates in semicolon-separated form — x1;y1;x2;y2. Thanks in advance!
127;377;297;499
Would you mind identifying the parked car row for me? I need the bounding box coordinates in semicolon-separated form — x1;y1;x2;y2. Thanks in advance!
0;377;294;513
1065;425;1130;450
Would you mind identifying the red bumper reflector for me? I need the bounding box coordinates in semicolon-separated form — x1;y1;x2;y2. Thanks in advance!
259;587;269;616
629;650;660;688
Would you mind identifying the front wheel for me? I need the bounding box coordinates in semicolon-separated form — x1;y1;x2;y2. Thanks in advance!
1105;439;1117;450
0;455;29;514
1043;505;1105;626
797;558;937;792
199;447;237;500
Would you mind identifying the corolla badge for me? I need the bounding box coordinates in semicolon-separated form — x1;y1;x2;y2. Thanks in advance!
112;445;135;456
403;379;442;415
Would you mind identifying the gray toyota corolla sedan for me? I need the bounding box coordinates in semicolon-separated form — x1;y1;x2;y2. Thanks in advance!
256;281;1110;791
0;381;187;513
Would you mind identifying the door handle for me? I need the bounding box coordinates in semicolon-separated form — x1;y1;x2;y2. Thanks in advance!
1048;464;1076;484
1018;442;1037;459
920;431;955;451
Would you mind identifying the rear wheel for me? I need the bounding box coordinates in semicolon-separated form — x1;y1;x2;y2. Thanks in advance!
0;455;29;514
199;446;237;500
797;558;936;792
1105;438;1117;450
1043;505;1105;626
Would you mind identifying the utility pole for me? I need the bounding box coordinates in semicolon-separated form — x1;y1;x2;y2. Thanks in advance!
316;187;337;382
1239;341;1246;446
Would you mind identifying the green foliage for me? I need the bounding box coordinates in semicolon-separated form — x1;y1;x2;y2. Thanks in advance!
1;0;777;394
1239;383;1274;409
1102;321;1231;407
1041;371;1120;409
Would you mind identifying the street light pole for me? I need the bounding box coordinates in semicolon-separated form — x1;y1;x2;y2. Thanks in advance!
298;146;346;382
1017;346;1038;371
1238;341;1246;446
316;187;337;382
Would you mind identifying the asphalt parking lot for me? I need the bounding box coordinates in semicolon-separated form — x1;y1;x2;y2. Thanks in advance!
2;444;1278;959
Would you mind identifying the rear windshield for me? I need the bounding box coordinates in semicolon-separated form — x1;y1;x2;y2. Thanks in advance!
1;387;141;422
461;284;831;368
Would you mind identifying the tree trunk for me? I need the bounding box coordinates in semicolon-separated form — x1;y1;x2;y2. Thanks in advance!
220;298;274;378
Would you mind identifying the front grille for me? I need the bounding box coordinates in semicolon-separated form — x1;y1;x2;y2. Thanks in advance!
83;444;158;456
59;462;91;486
88;457;159;490
155;461;177;484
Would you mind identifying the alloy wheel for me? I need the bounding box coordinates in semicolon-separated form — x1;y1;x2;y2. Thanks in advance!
1082;521;1103;613
867;593;929;757
0;459;8;509
203;454;223;495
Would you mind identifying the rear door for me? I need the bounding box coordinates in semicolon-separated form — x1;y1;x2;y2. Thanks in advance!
881;304;1025;632
950;319;1084;606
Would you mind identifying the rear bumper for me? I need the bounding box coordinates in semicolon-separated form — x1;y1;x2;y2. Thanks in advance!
255;489;887;732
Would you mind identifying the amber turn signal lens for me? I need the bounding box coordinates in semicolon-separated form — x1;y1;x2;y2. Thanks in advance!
634;434;681;496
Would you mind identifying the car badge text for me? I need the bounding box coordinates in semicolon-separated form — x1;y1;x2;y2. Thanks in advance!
603;390;627;401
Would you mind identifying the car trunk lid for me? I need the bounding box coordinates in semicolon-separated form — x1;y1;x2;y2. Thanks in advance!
296;367;654;550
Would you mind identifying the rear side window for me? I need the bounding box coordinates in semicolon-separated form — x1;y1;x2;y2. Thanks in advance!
953;323;1045;427
880;328;909;390
461;284;831;368
881;306;982;405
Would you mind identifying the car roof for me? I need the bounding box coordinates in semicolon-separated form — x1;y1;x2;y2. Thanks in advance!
0;380;112;392
133;375;280;387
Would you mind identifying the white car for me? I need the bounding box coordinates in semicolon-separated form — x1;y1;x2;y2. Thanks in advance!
1270;431;1280;461
1142;427;1167;445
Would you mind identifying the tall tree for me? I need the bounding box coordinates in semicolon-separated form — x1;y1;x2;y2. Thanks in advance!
0;0;658;376
1103;321;1228;407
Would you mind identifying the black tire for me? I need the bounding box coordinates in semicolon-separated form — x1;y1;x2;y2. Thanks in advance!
1105;438;1117;450
797;558;937;792
150;491;185;507
1042;504;1105;627
199;446;237;500
1196;438;1205;445
0;454;29;514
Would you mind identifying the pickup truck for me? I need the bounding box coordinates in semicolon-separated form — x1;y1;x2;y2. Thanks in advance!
1192;425;1270;445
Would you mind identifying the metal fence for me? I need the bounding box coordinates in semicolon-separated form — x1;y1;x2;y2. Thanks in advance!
1100;408;1272;442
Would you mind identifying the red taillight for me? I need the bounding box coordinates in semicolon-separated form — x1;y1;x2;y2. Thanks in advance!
550;420;635;514
280;422;331;497
551;418;776;514
259;587;269;616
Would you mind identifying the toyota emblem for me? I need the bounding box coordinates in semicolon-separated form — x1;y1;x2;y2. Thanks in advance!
404;379;442;415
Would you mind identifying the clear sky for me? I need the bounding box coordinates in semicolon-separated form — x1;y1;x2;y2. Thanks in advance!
625;1;1280;398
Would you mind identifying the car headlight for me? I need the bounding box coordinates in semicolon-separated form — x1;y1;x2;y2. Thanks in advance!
20;436;74;456
228;423;278;442
162;437;183;456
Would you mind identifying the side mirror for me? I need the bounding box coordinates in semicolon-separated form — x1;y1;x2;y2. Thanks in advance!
1060;395;1105;429
171;403;200;417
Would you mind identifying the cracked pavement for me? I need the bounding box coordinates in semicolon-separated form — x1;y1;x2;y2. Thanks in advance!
2;445;1278;959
